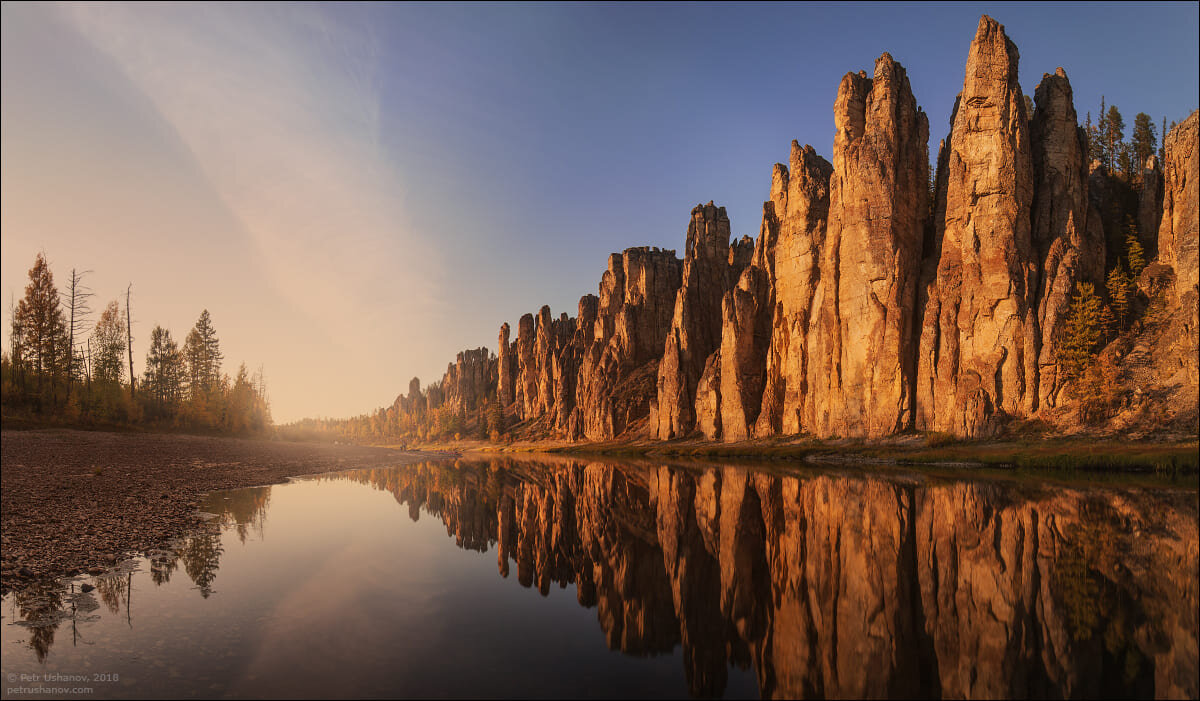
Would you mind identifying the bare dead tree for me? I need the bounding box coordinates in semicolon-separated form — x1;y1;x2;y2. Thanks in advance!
126;283;135;398
61;269;94;403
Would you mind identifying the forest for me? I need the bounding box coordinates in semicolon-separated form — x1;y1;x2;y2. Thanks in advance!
1;253;271;435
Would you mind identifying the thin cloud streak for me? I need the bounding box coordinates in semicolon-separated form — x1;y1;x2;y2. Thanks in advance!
58;2;446;414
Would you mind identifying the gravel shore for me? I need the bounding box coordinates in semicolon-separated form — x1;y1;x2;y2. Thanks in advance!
1;429;449;593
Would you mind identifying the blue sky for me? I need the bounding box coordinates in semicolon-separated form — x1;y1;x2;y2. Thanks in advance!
3;2;1197;421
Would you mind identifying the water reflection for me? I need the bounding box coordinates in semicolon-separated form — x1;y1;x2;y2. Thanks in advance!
322;458;1198;699
4;458;1197;699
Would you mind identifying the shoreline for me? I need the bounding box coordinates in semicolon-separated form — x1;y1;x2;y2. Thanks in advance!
0;428;453;594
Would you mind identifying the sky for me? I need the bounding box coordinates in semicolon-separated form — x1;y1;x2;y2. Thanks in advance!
3;2;1197;423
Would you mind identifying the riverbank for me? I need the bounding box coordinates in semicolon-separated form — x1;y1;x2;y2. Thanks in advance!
0;429;451;593
400;432;1200;476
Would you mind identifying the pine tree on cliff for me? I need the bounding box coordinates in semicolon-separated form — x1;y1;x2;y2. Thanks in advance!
1131;112;1158;180
1105;103;1125;175
1096;98;1109;167
1125;217;1147;278
1106;265;1131;330
1060;282;1104;382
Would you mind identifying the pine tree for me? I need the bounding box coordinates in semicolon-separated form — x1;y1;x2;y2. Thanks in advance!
1125;217;1146;278
1096;97;1110;169
13;253;70;406
1131;112;1158;178
183;310;223;399
143;325;184;418
1060;282;1103;382
1106;265;1131;329
1105;103;1125;174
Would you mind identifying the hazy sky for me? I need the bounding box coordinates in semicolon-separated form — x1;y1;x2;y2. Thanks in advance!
3;2;1197;423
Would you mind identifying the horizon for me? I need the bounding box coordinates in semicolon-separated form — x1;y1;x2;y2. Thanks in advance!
3;2;1198;423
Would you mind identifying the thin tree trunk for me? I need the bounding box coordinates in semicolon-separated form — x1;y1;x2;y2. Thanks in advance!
126;283;135;398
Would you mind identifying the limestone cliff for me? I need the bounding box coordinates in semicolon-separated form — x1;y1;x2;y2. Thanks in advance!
652;203;740;439
382;14;1197;443
805;53;929;439
916;15;1038;437
1029;68;1104;407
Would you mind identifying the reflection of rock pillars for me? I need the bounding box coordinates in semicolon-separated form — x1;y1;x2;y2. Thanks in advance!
343;459;1196;700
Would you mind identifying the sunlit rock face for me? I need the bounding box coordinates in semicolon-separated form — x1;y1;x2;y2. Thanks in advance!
653;202;749;439
804;53;929;439
439;347;496;415
916;15;1038;437
573;248;682;440
1158;110;1199;303
346;458;1197;700
1028;68;1103;408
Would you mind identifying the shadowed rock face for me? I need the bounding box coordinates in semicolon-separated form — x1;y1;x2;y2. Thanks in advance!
917;15;1038;437
1029;68;1104;408
340;458;1198;700
574;248;682;440
497;323;516;407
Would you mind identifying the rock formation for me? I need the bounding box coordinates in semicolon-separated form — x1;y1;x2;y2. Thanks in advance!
1028;68;1104;407
497;323;516;407
805;53;929;438
916;16;1038;437
573;248;682;440
652;203;740;439
382;14;1197;443
755;145;834;436
1139;155;1163;259
1158;110;1199;302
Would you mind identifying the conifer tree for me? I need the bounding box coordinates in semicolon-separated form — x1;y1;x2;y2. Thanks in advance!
13;253;69;391
1106;265;1131;329
1131;112;1158;177
1105;103;1125;174
1125;217;1146;278
1060;282;1104;382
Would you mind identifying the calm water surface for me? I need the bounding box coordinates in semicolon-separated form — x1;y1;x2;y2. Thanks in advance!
2;456;1197;699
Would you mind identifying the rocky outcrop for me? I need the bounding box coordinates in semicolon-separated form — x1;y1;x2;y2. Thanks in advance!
381;14;1196;443
1158;110;1199;301
515;313;537;419
1139;155;1162;259
497;323;516;407
439;347;496;414
916;16;1038;437
756;145;834;436
1029;68;1103;408
805;53;929;438
574;248;682;440
653;203;741;439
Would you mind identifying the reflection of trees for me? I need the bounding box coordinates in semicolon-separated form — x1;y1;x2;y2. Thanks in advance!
180;526;224;598
327;457;1198;700
10;581;67;663
208;485;272;543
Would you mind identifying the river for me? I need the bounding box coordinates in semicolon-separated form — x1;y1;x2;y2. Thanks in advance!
2;455;1197;699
